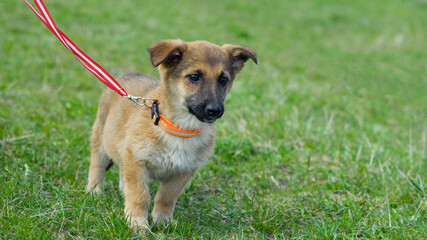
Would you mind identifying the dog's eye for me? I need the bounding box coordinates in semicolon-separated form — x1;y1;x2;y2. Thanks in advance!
218;76;229;86
187;74;200;82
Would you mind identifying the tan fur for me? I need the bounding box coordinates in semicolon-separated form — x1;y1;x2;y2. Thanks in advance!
86;40;256;229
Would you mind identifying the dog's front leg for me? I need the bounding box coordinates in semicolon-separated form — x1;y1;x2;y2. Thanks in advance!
152;171;195;224
123;149;150;229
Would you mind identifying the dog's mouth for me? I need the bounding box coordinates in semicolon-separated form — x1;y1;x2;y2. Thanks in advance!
188;106;223;123
203;118;218;123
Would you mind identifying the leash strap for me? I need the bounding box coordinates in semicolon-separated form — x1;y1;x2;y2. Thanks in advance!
24;0;127;97
25;0;203;137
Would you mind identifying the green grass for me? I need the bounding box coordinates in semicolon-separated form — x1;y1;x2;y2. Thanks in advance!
1;0;426;239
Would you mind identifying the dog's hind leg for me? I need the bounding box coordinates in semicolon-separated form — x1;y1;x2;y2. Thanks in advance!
87;146;112;194
86;116;112;193
119;163;125;192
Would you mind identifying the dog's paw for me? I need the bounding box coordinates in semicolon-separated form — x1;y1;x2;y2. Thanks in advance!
152;212;176;227
129;216;150;230
86;185;102;195
153;217;177;228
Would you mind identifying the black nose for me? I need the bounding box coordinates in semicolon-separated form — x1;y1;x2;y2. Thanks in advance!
206;104;223;118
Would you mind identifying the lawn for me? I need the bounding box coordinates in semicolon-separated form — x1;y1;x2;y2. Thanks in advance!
1;0;426;239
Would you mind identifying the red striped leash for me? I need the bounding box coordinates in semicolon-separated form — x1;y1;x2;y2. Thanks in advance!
24;0;203;137
24;0;152;107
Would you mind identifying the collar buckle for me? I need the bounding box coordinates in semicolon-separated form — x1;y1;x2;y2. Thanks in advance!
151;99;160;125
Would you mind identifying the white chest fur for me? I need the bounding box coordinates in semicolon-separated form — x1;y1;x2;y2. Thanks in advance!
134;127;215;180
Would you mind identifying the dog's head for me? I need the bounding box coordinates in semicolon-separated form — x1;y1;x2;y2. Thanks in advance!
148;39;257;124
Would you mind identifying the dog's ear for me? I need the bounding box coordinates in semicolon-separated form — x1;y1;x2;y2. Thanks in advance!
222;44;257;73
147;39;188;68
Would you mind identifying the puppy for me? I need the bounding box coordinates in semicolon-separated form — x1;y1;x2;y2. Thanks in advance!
86;39;257;228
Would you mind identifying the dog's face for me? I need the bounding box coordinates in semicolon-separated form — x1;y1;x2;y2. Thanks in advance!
148;40;257;123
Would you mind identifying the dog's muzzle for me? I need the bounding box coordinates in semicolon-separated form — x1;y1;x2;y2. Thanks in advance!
188;103;224;123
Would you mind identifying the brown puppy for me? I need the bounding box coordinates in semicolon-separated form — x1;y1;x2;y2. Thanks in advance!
86;39;257;228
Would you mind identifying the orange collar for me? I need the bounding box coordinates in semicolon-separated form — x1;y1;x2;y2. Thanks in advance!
151;100;202;138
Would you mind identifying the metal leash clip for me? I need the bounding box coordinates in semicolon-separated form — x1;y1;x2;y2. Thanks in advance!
124;95;155;108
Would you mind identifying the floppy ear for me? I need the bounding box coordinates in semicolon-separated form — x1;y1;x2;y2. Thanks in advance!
222;44;257;73
147;39;188;67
